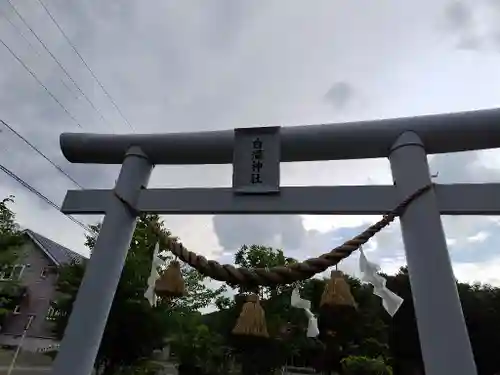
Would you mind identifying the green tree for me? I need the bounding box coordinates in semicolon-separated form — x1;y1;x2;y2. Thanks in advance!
167;265;227;313
222;245;306;374
301;274;389;374
234;244;303;339
0;196;25;321
0;196;24;255
234;244;297;297
341;355;393;375
170;312;228;375
208;251;500;375
383;267;500;375
53;214;225;375
459;282;500;375
382;267;424;375
229;245;392;373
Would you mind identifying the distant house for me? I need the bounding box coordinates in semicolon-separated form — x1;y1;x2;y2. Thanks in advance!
0;229;86;352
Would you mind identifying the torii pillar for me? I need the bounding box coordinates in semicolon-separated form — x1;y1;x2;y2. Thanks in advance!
51;108;500;375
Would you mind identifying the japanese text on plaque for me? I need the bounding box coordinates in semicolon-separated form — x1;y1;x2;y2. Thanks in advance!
251;137;264;184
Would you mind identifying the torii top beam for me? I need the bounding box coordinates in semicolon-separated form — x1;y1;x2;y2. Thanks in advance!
61;108;500;165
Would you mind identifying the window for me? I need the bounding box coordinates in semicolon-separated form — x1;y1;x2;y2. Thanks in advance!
40;267;48;279
13;305;21;315
0;265;25;281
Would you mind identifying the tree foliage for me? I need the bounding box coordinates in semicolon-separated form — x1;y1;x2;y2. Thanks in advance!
169;312;229;375
203;248;500;375
234;244;297;297
212;244;310;374
448;281;500;375
51;221;500;375
0;196;25;320
52;214;225;375
341;355;393;375
0;197;23;248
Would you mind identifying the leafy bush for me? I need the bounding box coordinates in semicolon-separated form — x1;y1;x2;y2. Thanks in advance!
341;355;393;375
170;321;228;374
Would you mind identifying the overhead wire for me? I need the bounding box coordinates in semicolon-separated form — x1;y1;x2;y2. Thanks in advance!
0;13;92;227
0;117;98;234
0;121;90;233
0;119;84;189
1;4;94;183
0;0;130;234
0;7;77;99
0;163;92;233
35;0;136;133
0;6;91;235
0;36;83;128
4;0;115;133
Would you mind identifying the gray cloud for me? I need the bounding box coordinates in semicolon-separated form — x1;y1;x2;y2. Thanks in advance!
213;214;363;278
441;1;478;50
444;2;473;32
0;0;500;280
212;149;500;279
441;0;500;51
456;36;481;50
213;214;306;252
324;82;355;110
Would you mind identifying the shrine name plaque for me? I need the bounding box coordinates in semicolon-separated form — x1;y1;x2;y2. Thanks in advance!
232;126;280;194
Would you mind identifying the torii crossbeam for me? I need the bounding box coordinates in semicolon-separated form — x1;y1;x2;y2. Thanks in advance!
51;108;500;375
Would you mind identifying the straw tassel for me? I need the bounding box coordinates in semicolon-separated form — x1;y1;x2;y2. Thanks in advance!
154;260;186;298
320;270;357;308
232;294;269;338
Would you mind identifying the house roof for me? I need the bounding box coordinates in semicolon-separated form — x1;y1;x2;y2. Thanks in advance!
23;229;86;266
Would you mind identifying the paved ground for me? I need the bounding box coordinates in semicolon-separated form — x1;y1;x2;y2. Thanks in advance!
0;362;178;375
0;365;178;375
0;366;51;374
0;366;178;374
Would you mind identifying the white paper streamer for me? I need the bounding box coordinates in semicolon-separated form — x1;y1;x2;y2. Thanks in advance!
359;247;403;317
290;288;320;337
144;242;163;307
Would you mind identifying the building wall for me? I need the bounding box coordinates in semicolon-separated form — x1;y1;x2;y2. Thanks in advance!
0;239;60;350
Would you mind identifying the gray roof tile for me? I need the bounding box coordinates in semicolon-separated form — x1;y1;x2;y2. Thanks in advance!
24;229;86;266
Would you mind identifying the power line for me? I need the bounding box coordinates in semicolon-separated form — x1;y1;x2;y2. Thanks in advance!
0;7;77;99
0;162;92;233
0;36;83;128
36;0;136;133
0;119;84;189
4;0;115;133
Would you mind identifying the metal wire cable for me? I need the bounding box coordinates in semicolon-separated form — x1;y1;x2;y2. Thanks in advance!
0;8;77;99
0;36;83;128
0;163;92;233
0;119;84;189
4;0;115;133
35;0;135;133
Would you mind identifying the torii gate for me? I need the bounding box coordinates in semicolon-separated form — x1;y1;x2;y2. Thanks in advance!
51;108;500;375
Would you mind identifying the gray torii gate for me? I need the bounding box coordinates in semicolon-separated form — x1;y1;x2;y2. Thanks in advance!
51;107;500;375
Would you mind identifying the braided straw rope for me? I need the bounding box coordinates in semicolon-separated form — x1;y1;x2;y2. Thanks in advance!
156;184;432;287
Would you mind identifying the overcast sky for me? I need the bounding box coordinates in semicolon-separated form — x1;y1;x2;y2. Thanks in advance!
1;0;500;286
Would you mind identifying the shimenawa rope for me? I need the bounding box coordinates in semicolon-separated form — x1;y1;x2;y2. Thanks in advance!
155;184;432;287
